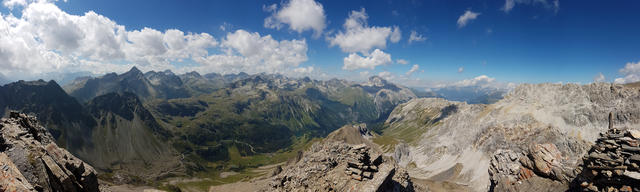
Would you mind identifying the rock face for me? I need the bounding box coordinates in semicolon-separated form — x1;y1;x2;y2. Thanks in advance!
381;83;640;191
262;124;422;192
571;128;640;192
488;143;577;192
0;112;99;192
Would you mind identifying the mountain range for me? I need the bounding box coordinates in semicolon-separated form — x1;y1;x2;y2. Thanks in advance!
5;67;639;192
412;85;507;104
1;67;416;185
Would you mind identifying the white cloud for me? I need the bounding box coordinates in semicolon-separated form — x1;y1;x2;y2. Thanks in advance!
196;29;308;74
293;66;314;74
3;0;27;8
457;10;480;28
342;49;391;71
0;2;310;80
502;0;560;13
458;67;464;73
408;30;426;43
396;59;408;65
502;0;516;12
328;8;399;54
264;0;326;37
378;71;394;80
614;61;640;84
453;75;495;87
406;64;419;76
593;73;605;83
390;26;401;43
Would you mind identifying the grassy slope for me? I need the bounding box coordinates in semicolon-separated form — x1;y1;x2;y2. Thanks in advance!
373;103;443;152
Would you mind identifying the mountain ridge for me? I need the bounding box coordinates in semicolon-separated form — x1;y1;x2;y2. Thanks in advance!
377;82;640;191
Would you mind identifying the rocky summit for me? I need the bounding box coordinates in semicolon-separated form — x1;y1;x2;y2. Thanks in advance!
0;112;99;192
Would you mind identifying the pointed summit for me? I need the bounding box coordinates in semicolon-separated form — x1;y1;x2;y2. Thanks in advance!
129;66;141;73
122;66;144;78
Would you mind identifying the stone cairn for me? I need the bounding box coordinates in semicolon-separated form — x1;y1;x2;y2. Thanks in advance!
345;144;382;181
575;113;640;192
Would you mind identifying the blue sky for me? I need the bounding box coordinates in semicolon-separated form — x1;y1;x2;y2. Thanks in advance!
1;0;640;87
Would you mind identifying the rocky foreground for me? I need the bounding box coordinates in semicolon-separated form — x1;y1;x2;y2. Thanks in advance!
488;126;640;192
0;112;99;192
572;128;640;192
261;124;425;192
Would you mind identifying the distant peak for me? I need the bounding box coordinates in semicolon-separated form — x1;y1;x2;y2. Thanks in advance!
129;66;141;73
162;70;174;75
368;76;388;87
186;71;201;77
123;66;144;77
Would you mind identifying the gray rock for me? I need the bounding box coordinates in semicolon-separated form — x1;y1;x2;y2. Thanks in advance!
623;171;640;181
0;112;99;192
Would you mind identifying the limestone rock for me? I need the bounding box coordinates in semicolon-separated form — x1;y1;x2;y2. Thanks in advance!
384;83;640;190
489;144;573;192
629;130;640;139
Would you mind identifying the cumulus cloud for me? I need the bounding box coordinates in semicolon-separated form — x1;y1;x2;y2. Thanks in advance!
614;61;640;84
457;10;480;28
408;30;426;44
406;64;419;76
453;75;495;87
196;29;308;74
0;2;310;80
342;49;391;71
264;0;326;37
593;73;605;83
502;0;560;13
293;66;314;74
396;59;408;65
3;0;27;8
328;8;400;54
378;71;394;80
390;26;401;43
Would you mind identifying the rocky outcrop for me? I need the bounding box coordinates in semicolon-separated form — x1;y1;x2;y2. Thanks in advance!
488;143;577;192
263;141;414;192
0;112;99;192
572;128;640;192
261;124;422;192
